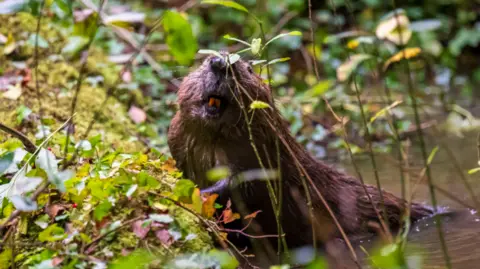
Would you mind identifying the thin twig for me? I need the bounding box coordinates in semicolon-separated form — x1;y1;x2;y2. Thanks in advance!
83;215;145;253
63;0;106;163
390;4;452;268
0;123;37;153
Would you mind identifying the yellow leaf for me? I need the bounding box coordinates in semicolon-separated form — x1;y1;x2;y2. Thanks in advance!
3;33;16;55
191;188;202;214
375;10;411;45
383;47;422;71
202;193;219;218
347;39;359;49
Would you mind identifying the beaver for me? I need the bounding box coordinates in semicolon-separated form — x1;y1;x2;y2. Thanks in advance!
167;54;433;266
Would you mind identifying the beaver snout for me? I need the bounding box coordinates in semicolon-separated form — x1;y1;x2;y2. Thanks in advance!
210;56;227;73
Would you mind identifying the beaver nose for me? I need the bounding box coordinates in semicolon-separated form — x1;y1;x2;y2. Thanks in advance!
210;56;226;73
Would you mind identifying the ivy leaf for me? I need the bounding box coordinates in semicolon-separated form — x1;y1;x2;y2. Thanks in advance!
163;10;198;65
250;100;271;110
10;195;37;212
94;200;112;221
38;224;67;242
173;179;195;201
201;0;248;13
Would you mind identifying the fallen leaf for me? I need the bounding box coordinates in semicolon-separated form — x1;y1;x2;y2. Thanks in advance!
155;229;173;246
161;158;177;173
46;204;66;219
3;84;22;100
3;33;16;55
132;220;150;239
128;105;146;124
52;257;64;266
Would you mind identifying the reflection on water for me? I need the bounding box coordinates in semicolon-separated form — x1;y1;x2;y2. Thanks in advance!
338;131;480;268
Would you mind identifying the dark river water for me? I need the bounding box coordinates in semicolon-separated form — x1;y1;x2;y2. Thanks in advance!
337;131;480;268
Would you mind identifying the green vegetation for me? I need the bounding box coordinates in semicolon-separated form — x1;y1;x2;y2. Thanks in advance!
0;0;479;268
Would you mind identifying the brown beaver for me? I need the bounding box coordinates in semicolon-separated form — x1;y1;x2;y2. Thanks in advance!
167;54;433;266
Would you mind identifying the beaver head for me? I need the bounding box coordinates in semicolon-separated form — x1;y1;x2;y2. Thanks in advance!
176;55;272;133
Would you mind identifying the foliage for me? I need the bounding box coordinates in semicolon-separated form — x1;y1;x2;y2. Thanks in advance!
0;0;479;268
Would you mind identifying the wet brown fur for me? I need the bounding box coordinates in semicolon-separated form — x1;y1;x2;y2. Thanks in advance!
167;55;432;264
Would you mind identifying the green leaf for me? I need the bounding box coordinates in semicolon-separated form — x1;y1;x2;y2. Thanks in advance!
207;249;239;269
16;105;32;125
0;152;14;175
264;57;290;66
250;60;267;66
72;11;99;38
62;36;89;56
27;34;49;48
10;195;37;212
206;166;231;182
226;53;240;65
264;31;302;47
336;54;373;82
427;146;439;165
410;19;442;32
0;0;27;15
109;249;155;269
304;80;332;97
163;10;198;65
251;38;261;54
38;224;67;242
223;34;250;46
104;12;145;28
369;100;402;123
0;248;12;268
94;200;112;221
201;0;249;13
250;100;271;110
173;179;195;200
149;214;174;223
198;49;223;59
468;167;480;175
138;171;159;188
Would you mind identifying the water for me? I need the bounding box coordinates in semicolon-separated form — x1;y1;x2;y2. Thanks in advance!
338;131;480;268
